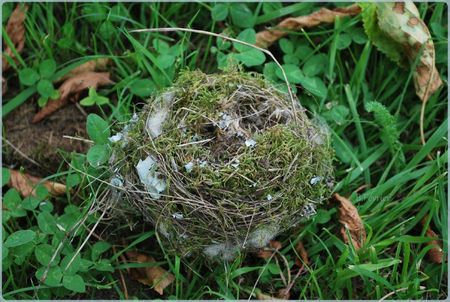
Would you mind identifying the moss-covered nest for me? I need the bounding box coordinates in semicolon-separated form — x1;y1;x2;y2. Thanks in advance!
108;69;334;260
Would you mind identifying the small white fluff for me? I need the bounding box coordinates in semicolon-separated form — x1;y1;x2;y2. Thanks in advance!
231;159;240;169
158;222;171;239
108;132;123;143
247;225;279;248
199;160;208;168
267;194;273;201
110;175;124;187
310;176;322;185
203;242;239;261
184;161;194;173
172;212;184;220
146;108;168;138
218;112;232;129
130;112;139;123
245;139;257;148
135;156;166;199
301;203;317;218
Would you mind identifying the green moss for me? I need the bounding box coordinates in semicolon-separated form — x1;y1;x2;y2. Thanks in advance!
109;69;334;259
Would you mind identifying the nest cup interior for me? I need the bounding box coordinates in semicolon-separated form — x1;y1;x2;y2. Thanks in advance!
108;69;334;260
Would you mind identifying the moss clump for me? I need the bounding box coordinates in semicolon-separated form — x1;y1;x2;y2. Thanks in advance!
109;69;334;260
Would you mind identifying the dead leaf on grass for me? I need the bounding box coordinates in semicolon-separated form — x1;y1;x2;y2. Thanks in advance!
2;4;28;72
256;240;282;259
8;169;66;197
334;193;366;250
294;241;309;269
58;58;110;82
255;4;361;48
126;251;175;296
420;217;445;264
32;71;113;123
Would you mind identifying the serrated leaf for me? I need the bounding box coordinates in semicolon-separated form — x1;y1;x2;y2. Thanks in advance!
360;3;404;65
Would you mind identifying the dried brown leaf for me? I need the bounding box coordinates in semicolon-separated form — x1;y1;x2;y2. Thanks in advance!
58;58;110;82
33;71;113;123
420;217;445;264
126;251;174;296
256;4;361;48
8;169;66;197
334;193;366;250
256;240;282;259
294;241;309;268
2;4;28;72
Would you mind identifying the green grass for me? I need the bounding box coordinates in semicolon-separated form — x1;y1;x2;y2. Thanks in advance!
1;2;447;300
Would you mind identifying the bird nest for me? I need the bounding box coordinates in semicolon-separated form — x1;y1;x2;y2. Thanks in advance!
108;69;334;260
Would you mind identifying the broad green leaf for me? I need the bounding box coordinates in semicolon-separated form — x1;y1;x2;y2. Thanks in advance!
276;64;303;84
87;144;110;167
37;79;55;98
35;243;60;266
63;274;86;293
303;53;328;77
156;54;176;69
283;54;299;65
263;62;278;82
3;188;26;217
211;3;228;21
2;246;9;260
235;49;266;67
234;28;257;53
130;79;156;97
86;114;110;144
230;3;255;28
19;68;40;86
2;167;10;186
91;241;111;261
22;196;41;210
60;253;82;275
94;259;114;272
336;33;352;50
4;230;36;247
99;21;115;39
279;38;294;54
37;211;58;234
39;59;57;78
298;76;328;98
36;266;63;287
